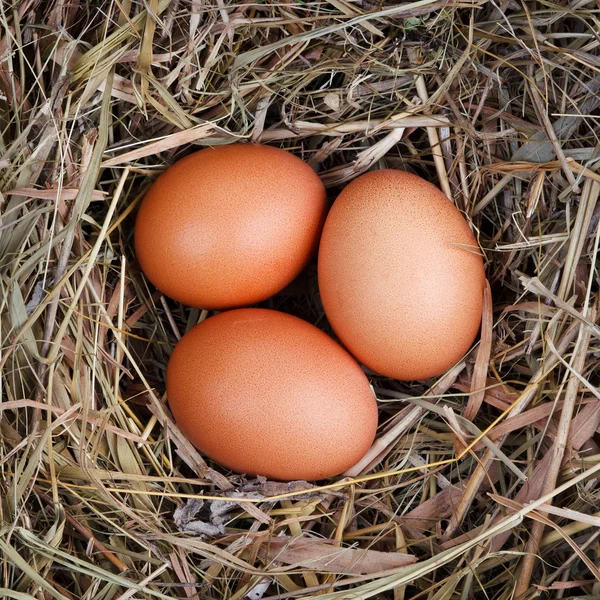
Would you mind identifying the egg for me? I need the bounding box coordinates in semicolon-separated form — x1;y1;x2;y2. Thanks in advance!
318;170;486;381
166;308;378;481
135;144;327;309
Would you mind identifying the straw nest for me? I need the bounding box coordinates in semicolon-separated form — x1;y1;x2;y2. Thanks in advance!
1;1;600;599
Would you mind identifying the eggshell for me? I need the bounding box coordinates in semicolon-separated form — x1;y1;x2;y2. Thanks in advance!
166;308;378;481
318;169;486;381
135;144;327;309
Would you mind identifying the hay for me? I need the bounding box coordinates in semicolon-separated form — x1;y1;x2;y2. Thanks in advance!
1;0;600;598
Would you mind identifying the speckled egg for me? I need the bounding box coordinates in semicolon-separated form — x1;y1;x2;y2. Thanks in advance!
166;308;378;481
318;170;486;381
135;144;327;309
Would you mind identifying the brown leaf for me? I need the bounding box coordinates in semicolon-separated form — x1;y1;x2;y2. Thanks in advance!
261;536;416;575
488;399;600;552
454;378;519;411
482;396;599;446
464;281;493;421
566;400;600;452
399;485;466;539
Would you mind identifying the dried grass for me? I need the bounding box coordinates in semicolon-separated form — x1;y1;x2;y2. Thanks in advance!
1;1;600;599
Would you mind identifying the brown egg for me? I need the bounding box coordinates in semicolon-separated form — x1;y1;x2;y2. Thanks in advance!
166;309;378;481
318;170;486;381
135;144;326;309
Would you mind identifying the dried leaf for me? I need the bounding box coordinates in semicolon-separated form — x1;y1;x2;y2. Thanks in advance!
261;536;417;575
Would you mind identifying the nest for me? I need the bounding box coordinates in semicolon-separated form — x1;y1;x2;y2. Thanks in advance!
1;0;600;599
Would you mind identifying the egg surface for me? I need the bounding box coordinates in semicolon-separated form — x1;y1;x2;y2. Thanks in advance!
135;144;327;309
166;309;378;481
318;169;485;381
